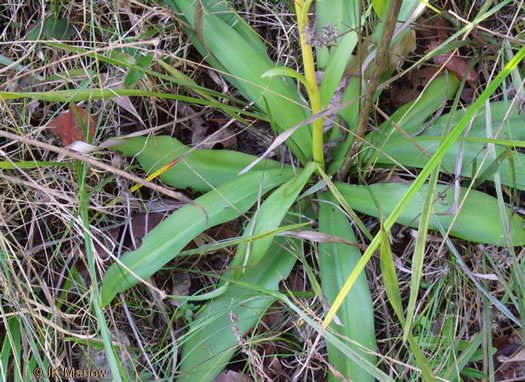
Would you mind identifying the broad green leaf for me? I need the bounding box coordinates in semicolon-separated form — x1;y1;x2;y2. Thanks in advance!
124;53;154;88
336;182;525;246
100;168;294;307
314;0;345;68
327;76;360;175
26;18;76;40
113;135;291;192
200;13;312;163
177;162;315;380
226;161;316;279
372;0;387;18
318;193;376;382
166;0;269;57
320;43;524;382
261;67;307;87
177;235;299;382
168;0;313;163
320;31;358;108
368;101;525;190
364;74;460;149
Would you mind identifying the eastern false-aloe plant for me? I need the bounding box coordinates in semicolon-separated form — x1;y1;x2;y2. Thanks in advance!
87;0;525;380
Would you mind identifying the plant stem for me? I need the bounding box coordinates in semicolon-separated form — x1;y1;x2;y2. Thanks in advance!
294;0;324;168
338;0;402;179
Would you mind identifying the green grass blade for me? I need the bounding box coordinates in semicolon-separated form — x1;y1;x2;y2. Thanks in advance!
403;167;439;341
433;217;520;326
0;318;22;381
100;168;294;307
442;332;483;381
379;225;436;381
379;225;404;320
316;163;373;240
0;88;256;120
318;193;377;382
278;297;393;381
0;161;71;169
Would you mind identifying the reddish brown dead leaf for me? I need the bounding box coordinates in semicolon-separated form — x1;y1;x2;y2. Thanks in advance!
213;370;253;382
426;40;478;88
128;212;165;248
494;334;525;381
389;67;439;107
48;103;96;146
261;302;284;330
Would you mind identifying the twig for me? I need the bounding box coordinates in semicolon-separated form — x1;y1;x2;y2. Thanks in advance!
338;0;402;179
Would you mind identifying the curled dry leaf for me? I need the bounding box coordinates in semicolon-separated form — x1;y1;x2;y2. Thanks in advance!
48;103;96;146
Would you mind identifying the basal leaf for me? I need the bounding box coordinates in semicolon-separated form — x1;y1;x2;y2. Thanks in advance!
113;136;291;192
100;168;294;307
177;235;299;381
27;18;76;40
318;193;376;382
336;182;525;246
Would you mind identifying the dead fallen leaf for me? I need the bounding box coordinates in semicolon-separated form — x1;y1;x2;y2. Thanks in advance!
424;16;479;91
390;29;417;70
494;334;525;381
48;103;96;146
427;40;478;87
170;271;191;307
261;302;284;330
127;212;165;248
188;105;237;150
390;67;439;107
112;94;145;126
213;370;253;382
